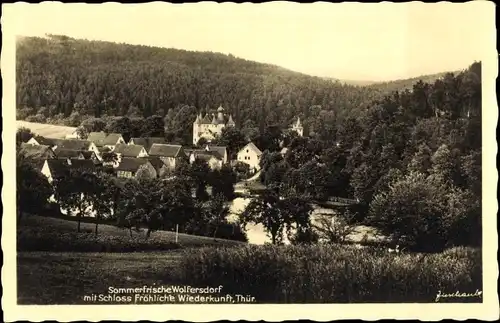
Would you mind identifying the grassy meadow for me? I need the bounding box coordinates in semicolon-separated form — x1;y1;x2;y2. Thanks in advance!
17;215;244;252
17;215;482;304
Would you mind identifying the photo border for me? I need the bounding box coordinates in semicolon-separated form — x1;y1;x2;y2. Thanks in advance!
2;2;498;321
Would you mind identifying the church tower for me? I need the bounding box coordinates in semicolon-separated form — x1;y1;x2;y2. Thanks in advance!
291;117;304;136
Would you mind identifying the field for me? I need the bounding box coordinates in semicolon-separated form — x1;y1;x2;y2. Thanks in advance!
17;251;185;304
17;120;77;139
18;215;245;252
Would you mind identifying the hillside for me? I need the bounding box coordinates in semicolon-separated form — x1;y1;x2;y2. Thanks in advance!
16;35;469;146
325;72;454;88
18;215;245;252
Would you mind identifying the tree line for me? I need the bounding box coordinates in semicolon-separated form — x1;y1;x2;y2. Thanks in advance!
16;151;246;242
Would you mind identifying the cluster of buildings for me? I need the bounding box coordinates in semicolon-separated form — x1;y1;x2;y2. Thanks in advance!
19;105;304;183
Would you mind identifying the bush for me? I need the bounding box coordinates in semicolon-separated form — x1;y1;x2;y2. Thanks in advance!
177;244;482;303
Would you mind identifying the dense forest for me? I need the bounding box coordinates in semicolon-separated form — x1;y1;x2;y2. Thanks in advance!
17;34;446;141
257;61;482;250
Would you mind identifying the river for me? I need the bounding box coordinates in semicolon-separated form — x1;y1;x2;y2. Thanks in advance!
227;195;386;245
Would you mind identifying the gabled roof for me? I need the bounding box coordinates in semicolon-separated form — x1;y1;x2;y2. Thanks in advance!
146;156;167;172
87;132;107;143
81;151;97;160
115;157;151;172
55;149;84;159
149;144;183;158
19;143;55;159
55;139;92;151
239;142;263;156
206;145;227;159
31;136;60;147
103;133;123;146
45;159;96;178
88;132;123;147
113;144;146;157
129;137;166;151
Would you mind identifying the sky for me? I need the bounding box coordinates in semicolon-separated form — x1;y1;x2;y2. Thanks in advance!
3;1;495;81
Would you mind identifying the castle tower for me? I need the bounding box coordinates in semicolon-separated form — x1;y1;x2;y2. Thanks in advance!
227;114;235;127
217;106;225;122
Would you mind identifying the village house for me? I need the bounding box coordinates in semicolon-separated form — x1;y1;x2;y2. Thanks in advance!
87;132;125;151
27;136;61;148
148;143;187;170
189;150;224;170
192;106;236;145
54;149;86;160
115;158;157;179
129;137;166;151
113;144;148;160
41;158;97;184
206;145;228;163
19;143;56;160
28;136;101;161
146;156;172;178
237;142;263;173
41;158;98;217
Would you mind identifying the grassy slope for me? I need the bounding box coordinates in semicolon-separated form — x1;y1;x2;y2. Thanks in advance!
17;252;185;304
17;215;245;252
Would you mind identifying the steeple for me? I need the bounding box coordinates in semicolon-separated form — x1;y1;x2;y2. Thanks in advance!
227;114;235;126
296;117;302;127
211;114;217;124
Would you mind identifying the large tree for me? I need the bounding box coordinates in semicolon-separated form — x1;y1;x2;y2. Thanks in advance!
16;154;52;220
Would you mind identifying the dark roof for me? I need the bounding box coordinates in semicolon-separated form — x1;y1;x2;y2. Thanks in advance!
130;137;166;150
31;136;60;147
56;139;92;150
19;143;55;159
88;132;123;146
46;159;96;178
81;151;97;160
103;133;123;145
55;149;84;159
27;159;46;171
192;150;222;161
149;144;183;158
147;156;167;172
115;158;151;172
113;144;146;157
206;145;227;159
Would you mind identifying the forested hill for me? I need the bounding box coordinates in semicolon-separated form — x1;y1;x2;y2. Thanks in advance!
17;35;462;138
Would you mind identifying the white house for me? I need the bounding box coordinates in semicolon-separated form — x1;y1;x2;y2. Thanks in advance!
189;150;223;170
41;159;98;217
87;132;125;151
112;144;148;166
236;142;263;172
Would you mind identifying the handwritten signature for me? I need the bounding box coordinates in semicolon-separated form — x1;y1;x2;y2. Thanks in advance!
435;289;482;302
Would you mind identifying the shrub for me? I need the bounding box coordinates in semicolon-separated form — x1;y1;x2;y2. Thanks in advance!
177;244;482;303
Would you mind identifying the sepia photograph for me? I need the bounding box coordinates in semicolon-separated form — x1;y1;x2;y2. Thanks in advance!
2;1;498;321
